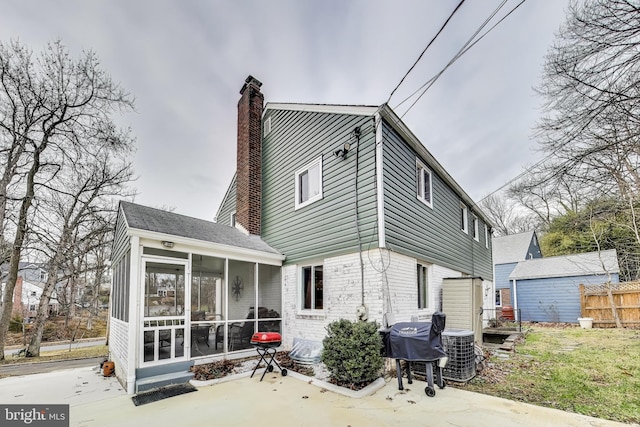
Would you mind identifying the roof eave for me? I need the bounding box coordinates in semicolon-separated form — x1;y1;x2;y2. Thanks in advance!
126;227;285;264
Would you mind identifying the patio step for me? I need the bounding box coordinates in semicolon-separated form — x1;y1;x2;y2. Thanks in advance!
135;361;194;393
135;371;194;393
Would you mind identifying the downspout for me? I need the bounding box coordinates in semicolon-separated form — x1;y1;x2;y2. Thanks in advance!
375;112;385;249
127;236;140;395
512;279;518;321
354;126;367;321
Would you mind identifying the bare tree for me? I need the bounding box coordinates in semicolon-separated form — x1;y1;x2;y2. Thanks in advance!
0;40;135;360
479;193;538;236
25;154;133;356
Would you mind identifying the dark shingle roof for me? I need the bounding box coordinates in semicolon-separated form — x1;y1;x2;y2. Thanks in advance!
492;231;536;265
120;202;281;256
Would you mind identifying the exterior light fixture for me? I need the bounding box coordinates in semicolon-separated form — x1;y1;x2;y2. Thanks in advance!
333;142;351;159
161;241;174;248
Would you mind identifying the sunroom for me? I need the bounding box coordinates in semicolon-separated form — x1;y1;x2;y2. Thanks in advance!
110;202;284;394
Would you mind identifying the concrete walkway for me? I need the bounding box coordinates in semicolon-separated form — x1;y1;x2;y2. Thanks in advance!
0;364;633;427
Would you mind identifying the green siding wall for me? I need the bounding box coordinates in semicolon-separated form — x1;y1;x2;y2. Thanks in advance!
261;109;379;264
381;121;493;280
112;206;131;263
216;174;236;227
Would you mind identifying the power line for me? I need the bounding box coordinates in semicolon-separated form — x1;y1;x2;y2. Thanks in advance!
397;0;527;119
386;0;466;105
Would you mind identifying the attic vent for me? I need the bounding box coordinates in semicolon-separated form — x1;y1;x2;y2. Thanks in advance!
264;116;272;136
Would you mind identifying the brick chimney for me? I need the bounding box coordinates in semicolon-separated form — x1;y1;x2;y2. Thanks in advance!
236;75;264;235
12;276;24;317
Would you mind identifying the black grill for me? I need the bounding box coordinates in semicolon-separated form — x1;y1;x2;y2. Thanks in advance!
380;312;447;397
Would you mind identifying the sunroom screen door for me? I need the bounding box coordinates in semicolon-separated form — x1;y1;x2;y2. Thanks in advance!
141;259;188;365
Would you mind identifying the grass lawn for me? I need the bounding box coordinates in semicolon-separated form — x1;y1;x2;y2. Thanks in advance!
0;345;109;366
454;326;640;424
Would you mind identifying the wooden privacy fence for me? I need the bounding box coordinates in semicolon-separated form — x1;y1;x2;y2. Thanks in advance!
580;281;640;328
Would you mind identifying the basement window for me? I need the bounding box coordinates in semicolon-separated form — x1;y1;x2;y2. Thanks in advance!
295;156;323;210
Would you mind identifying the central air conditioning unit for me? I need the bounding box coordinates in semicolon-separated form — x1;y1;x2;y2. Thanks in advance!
441;328;476;382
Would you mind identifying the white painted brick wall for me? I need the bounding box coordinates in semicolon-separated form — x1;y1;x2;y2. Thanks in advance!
282;249;468;349
109;317;129;380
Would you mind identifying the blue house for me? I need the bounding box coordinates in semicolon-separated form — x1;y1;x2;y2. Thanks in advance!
492;231;542;317
510;249;620;323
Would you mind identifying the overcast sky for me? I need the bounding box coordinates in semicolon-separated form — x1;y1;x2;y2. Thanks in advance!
2;0;570;221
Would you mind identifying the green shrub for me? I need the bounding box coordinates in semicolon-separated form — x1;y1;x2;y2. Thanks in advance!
321;319;383;385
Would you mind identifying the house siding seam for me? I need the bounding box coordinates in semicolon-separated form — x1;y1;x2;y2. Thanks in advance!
260;108;378;264
381;121;493;280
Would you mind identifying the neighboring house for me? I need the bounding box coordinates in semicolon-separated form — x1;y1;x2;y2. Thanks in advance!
492;231;542;316
216;76;493;346
0;262;59;319
109;76;493;394
509;249;620;323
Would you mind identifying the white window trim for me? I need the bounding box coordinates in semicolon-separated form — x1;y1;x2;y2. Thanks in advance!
230;211;236;227
299;263;324;313
294;156;323;210
416;159;433;208
472;215;479;242
485;224;490;248
417;262;430;310
495;289;502;307
460;203;468;233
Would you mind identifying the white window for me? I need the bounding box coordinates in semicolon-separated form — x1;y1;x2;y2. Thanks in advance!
230;211;236;227
485;224;490;248
301;264;323;310
29;304;36;311
264;116;272;136
40;271;47;281
417;263;429;309
416;159;433;208
295;157;323;210
30;291;37;297
472;215;479;241
460;203;468;233
495;290;502;307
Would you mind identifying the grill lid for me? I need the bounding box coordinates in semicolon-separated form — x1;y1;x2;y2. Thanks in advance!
250;332;282;344
383;312;447;361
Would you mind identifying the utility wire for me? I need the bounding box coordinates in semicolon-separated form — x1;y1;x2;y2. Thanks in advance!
386;0;466;105
395;0;510;110
397;0;527;119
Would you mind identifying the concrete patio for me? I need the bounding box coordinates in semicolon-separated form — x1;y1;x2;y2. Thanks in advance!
0;364;632;427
